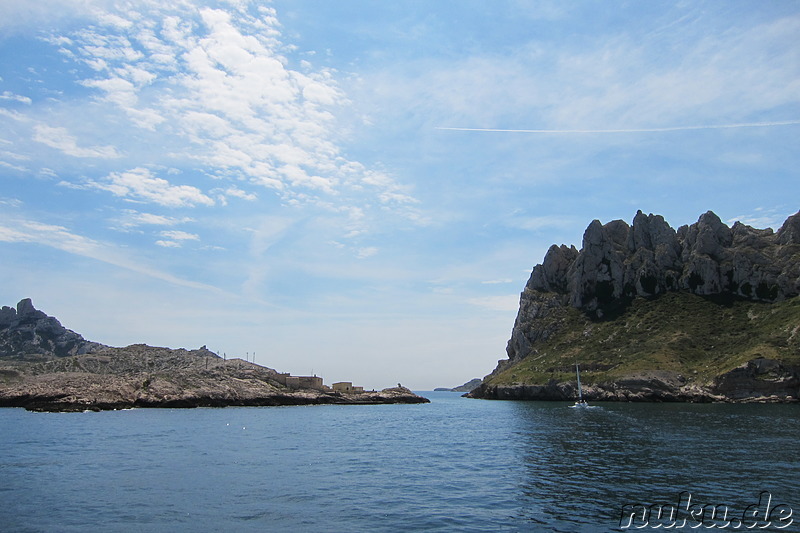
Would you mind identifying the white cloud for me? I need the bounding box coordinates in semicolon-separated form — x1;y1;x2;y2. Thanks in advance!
44;0;415;215
33;124;120;159
85;167;214;207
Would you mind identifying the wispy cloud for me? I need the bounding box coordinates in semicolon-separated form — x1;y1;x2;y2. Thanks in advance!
504;214;577;232
33;124;120;158
0;159;28;172
160;230;199;241
728;208;796;230
436;120;800;134
0;90;31;104
156;229;200;248
364;12;800;134
0;197;23;208
0;215;219;292
356;246;378;259
115;210;195;228
468;294;520;312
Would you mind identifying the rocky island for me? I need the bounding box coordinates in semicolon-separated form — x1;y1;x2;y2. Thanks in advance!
0;299;428;411
469;210;800;403
434;378;483;392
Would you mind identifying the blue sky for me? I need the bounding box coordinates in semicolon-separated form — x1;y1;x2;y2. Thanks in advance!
1;0;798;389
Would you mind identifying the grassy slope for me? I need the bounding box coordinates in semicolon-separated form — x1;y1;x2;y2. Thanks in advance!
485;292;800;388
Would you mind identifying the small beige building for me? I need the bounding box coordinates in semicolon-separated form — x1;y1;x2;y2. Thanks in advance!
332;381;364;393
274;373;325;391
297;376;324;390
332;381;353;392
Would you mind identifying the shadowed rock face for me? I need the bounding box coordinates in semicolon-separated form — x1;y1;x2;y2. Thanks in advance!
0;299;106;359
509;210;800;362
564;211;798;312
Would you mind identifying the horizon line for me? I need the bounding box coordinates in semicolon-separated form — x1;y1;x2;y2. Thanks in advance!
435;120;800;134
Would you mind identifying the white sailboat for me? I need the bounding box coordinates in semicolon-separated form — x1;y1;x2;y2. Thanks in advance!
574;363;589;407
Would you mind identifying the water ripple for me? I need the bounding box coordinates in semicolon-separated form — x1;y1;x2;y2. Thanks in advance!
0;396;797;532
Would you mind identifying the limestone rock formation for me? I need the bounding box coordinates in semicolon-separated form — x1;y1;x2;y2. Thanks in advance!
472;210;800;403
0;344;430;411
0;299;106;359
0;300;429;410
508;210;800;363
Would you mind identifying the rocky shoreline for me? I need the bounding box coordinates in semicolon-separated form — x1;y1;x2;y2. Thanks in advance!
1;386;430;413
0;300;429;412
0;353;429;412
468;364;800;404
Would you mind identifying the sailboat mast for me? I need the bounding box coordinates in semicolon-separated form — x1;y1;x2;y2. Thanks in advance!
576;363;583;401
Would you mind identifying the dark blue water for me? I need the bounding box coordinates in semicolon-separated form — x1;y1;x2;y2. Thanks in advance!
1;393;798;532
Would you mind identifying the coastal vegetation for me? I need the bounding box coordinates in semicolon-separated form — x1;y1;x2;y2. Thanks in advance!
483;291;799;390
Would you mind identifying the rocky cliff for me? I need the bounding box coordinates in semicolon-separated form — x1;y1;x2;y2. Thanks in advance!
0;300;428;411
470;210;800;403
0;299;106;359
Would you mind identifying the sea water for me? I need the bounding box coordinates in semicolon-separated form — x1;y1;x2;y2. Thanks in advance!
1;392;798;532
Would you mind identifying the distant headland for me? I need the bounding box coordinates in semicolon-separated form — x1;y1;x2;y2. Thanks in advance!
434;378;482;392
0;299;428;412
469;210;800;403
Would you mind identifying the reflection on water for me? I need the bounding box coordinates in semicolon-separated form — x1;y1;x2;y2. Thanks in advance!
508;402;800;530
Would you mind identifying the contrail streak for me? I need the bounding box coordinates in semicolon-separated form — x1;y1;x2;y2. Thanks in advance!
435;120;800;133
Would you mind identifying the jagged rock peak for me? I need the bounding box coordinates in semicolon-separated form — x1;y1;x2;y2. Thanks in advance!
776;211;800;245
526;210;800;312
0;299;106;358
504;210;799;365
526;244;578;293
17;298;37;316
